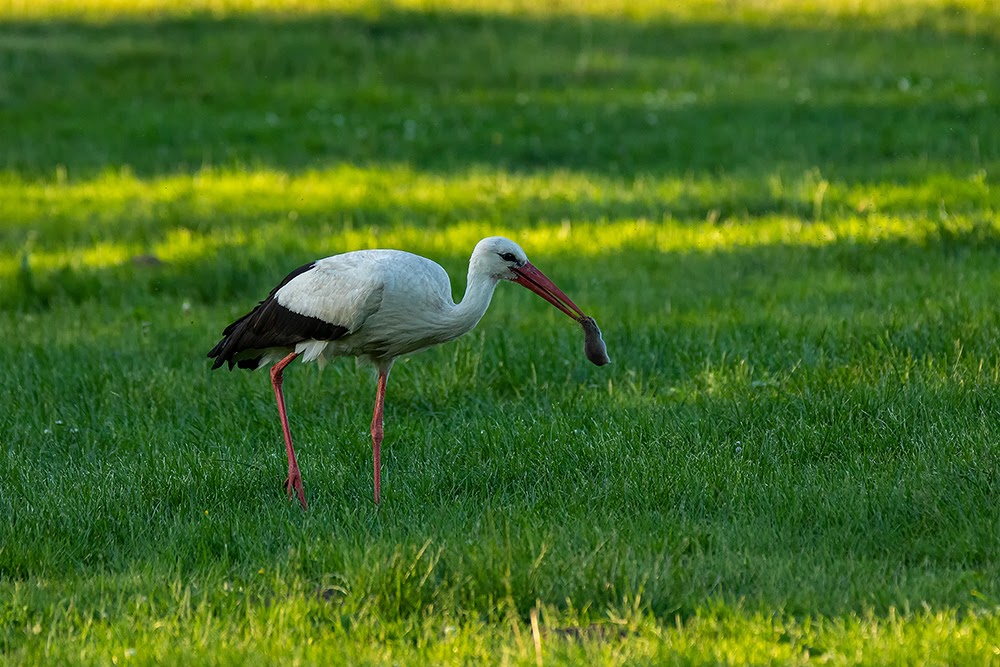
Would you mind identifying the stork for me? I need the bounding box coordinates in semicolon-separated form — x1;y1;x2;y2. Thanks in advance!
208;236;592;509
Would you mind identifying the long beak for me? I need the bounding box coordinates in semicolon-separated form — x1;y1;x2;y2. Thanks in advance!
511;262;586;321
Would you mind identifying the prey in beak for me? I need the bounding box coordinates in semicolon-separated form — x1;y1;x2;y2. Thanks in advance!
511;262;611;367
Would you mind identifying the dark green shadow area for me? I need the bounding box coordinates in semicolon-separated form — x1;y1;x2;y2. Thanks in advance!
0;8;996;181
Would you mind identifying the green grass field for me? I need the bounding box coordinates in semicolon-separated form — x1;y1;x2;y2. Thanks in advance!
2;0;1000;663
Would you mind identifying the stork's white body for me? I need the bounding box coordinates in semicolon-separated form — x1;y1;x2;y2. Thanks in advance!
270;249;496;370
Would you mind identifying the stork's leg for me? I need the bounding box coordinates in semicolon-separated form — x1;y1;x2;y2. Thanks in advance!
370;365;390;505
270;351;307;509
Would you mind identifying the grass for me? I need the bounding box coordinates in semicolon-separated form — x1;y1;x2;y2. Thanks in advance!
2;0;1000;663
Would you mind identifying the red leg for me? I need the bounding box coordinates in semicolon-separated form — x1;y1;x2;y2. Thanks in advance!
270;351;307;509
370;365;390;505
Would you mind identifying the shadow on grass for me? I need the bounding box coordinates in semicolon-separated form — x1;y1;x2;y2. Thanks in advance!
0;7;996;181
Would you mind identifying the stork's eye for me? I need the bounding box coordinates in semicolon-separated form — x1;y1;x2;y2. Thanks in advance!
499;252;517;262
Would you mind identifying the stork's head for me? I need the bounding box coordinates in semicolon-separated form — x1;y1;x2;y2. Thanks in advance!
472;236;529;280
472;236;585;321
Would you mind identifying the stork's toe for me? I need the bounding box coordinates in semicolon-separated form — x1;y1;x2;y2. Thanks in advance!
284;472;307;510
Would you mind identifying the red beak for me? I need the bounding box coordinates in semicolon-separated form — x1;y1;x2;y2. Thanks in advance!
511;262;586;321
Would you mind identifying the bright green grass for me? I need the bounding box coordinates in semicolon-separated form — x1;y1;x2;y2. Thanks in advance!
2;0;1000;664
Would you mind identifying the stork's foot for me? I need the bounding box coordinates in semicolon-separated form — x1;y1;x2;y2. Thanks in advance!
284;469;307;510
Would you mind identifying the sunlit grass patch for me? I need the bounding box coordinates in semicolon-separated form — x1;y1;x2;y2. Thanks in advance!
3;164;999;317
3;163;997;297
3;573;1000;664
3;0;997;29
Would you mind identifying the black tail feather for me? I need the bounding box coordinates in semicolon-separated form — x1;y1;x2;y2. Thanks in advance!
208;311;256;370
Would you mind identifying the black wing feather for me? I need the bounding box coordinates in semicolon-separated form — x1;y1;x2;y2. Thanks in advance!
207;262;349;370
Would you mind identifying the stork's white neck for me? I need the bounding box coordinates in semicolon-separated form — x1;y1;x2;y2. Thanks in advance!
448;266;500;337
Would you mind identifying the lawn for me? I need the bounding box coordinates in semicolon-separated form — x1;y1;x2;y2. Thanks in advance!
2;0;1000;663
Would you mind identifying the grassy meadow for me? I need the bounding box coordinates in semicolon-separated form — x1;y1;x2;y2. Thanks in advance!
2;0;1000;663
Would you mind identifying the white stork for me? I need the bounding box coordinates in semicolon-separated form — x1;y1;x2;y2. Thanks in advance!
208;236;591;509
